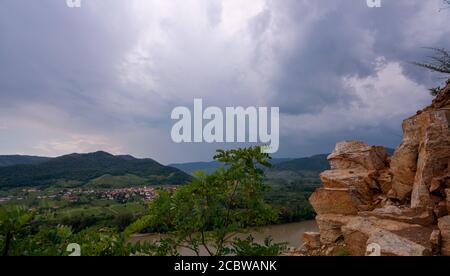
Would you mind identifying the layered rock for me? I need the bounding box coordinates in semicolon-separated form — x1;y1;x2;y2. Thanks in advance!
310;141;389;217
307;85;450;256
438;216;450;256
302;232;321;249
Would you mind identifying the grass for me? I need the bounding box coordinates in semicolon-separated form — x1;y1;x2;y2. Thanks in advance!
54;202;147;218
86;174;150;188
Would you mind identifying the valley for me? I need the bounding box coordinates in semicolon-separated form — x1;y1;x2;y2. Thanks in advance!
0;151;331;232
0;148;393;238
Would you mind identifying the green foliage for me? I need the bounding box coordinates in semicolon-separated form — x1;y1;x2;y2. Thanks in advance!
7;225;72;256
126;146;285;256
227;236;287;256
0;204;160;256
1;147;289;256
59;214;111;233
264;169;320;223
86;174;149;189
336;248;350;257
0;205;33;256
429;87;442;97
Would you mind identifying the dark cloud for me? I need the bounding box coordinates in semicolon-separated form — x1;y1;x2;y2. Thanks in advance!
0;0;449;163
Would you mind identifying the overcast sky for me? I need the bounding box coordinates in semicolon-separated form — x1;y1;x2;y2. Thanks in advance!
0;0;449;164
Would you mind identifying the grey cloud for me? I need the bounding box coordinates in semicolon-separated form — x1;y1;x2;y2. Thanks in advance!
0;0;449;163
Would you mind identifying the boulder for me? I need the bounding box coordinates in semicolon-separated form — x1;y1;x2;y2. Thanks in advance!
315;214;352;244
434;201;448;219
320;170;377;202
366;230;431;256
438;216;450;256
306;87;450;256
309;188;362;215
446;189;450;213
430;229;441;255
359;206;435;226
411;112;450;208
390;110;450;208
375;170;393;194
327;141;388;171
424;82;450;111
302;232;321;249
341;216;432;256
429;175;450;195
390;119;420;201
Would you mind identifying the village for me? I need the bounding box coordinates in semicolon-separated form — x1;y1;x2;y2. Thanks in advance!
0;186;159;205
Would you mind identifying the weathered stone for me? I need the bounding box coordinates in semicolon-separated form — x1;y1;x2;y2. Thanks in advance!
411;111;450;208
315;214;352;244
306;92;450;256
430;179;442;194
341;216;432;256
359;206;435;226
302;232;321;249
328;141;388;171
366;230;431;256
430;229;441;255
424;82;450;111
446;189;450;213
429;176;450;195
320;170;376;203
390;142;419;201
438;216;450;256
309;188;361;215
434;201;448;219
305;87;450;256
390;109;450;207
375;170;393;194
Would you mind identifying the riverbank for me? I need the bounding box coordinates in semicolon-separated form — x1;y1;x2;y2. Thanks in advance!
129;220;318;256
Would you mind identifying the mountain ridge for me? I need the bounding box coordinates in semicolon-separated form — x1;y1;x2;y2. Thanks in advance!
0;155;51;167
0;151;191;188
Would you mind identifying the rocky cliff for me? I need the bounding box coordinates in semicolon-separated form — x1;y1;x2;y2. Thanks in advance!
302;82;450;256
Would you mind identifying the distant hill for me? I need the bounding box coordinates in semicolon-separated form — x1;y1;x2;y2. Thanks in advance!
0;151;192;188
170;158;293;175
0;155;51;167
271;154;330;172
170;148;397;176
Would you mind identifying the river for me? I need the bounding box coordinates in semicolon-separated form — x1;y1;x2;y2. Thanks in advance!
129;220;318;256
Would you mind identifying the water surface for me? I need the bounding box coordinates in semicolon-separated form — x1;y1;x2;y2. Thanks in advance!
130;220;318;256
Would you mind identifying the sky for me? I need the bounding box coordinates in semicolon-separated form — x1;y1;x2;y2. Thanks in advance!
0;0;449;164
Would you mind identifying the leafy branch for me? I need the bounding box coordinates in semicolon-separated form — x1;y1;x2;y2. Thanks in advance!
412;47;450;75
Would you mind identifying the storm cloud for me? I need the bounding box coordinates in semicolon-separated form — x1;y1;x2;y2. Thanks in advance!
0;0;449;163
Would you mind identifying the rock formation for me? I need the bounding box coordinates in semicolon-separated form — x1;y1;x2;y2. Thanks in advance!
304;82;450;256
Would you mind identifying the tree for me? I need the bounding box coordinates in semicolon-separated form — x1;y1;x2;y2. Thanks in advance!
0;206;33;256
412;48;450;96
125;146;286;256
412;48;450;75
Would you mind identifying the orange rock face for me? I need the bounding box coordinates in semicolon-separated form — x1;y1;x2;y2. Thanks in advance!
307;86;450;256
390;109;450;208
302;232;321;249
